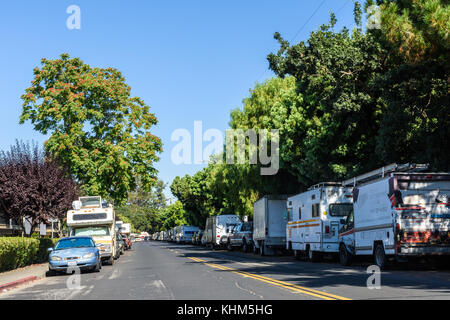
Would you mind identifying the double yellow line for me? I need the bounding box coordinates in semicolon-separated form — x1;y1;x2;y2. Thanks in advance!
188;257;350;300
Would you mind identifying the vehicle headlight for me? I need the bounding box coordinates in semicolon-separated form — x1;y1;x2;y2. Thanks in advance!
82;252;95;259
50;256;62;261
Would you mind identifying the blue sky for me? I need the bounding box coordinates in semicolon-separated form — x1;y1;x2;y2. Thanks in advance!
0;0;357;198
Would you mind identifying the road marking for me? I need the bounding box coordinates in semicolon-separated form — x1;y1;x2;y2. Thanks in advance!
188;257;350;300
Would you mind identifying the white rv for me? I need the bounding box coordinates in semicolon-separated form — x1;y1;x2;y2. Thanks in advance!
175;225;199;243
286;184;353;261
205;215;241;249
67;196;118;265
339;163;450;269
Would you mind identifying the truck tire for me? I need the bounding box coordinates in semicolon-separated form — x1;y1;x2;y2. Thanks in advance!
339;244;352;266
374;244;388;270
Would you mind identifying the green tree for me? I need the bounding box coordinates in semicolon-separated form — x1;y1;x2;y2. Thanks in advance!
20;54;162;205
159;201;187;230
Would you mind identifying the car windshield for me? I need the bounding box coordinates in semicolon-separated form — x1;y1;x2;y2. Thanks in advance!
73;226;110;237
329;203;353;217
55;238;94;250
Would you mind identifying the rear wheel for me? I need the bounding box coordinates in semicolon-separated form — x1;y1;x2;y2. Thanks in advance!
339;244;352;266
374;244;388;270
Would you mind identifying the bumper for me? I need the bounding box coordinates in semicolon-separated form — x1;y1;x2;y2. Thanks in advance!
398;245;450;256
99;250;112;259
49;257;99;271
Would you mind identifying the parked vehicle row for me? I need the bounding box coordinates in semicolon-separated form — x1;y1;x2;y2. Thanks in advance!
151;164;450;270
47;196;132;276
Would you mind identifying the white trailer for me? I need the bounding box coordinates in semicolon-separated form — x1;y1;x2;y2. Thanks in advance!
286;183;353;261
253;195;288;255
205;215;241;249
338;163;450;269
175;225;199;243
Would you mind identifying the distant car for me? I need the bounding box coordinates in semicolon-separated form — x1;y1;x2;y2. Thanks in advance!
47;236;101;275
121;234;131;250
116;233;124;257
226;222;254;253
144;236;150;241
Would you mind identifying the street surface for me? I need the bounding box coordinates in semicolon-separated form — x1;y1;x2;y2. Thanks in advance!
1;241;450;300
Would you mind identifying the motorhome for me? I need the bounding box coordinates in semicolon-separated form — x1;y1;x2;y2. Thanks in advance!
175;225;199;243
205;215;241;249
253;195;288;255
67;196;117;265
286;184;353;261
339;163;450;269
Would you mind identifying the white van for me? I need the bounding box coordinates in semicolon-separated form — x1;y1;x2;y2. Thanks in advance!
339;163;450;269
286;183;353;261
175;225;199;243
205;215;241;249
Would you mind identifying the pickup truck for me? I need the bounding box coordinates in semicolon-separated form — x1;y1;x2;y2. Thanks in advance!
226;222;253;252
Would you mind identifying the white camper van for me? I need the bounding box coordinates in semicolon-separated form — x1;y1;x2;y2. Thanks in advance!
339;163;450;269
175;225;199;244
205;215;241;249
286;183;353;261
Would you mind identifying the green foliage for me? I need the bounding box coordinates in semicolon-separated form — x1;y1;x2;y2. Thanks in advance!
0;237;58;272
20;54;162;205
159;201;187;230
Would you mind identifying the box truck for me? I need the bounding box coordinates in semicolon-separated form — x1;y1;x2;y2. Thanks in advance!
339;163;450;269
286;183;353;261
175;225;199;243
253;195;288;255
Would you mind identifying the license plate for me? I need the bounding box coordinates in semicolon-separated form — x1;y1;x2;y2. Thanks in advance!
68;261;77;266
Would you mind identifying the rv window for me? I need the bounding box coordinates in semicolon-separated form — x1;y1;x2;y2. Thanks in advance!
73;226;110;237
329;203;353;217
312;204;320;217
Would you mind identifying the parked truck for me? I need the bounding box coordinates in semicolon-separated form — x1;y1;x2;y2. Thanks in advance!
253;195;288;255
339;163;450;269
286;183;353;261
205;214;241;249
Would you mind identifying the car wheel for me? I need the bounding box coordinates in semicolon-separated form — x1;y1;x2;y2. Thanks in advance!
94;261;101;272
339;244;352;266
374;244;388;270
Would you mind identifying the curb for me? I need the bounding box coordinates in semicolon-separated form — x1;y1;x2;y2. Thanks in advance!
0;276;38;292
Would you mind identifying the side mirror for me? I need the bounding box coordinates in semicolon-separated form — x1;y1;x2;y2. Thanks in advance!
47;247;53;252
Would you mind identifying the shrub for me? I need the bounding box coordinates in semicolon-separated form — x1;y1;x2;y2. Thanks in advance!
0;237;59;272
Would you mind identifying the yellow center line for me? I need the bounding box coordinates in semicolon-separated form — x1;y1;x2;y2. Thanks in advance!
187;257;350;300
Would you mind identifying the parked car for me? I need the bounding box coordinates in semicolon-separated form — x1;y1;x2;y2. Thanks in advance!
204;214;241;249
226;222;254;252
47;236;101;276
116;233;124;257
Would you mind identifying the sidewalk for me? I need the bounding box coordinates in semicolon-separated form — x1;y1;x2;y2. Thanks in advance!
0;263;48;292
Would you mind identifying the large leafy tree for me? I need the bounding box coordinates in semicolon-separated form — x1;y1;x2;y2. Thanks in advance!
0;141;78;235
20;54;162;205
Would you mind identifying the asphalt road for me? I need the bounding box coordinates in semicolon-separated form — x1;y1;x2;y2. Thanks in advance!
1;241;450;300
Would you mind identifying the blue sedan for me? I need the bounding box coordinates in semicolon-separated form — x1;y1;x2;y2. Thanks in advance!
47;236;101;275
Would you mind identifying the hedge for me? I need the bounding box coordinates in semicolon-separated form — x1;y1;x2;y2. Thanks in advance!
0;237;59;272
